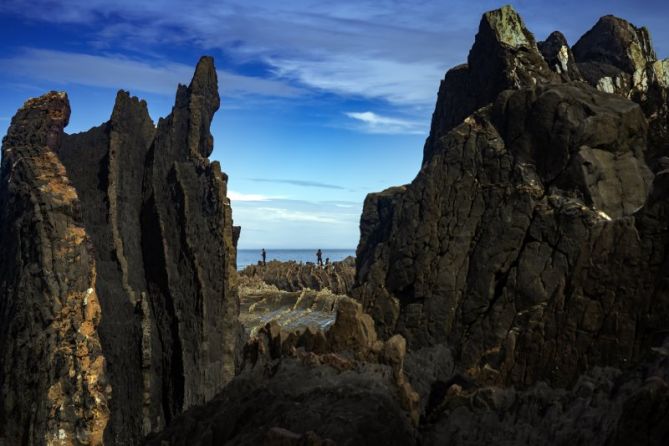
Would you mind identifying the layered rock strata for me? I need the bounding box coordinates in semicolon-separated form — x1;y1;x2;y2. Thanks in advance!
0;57;239;445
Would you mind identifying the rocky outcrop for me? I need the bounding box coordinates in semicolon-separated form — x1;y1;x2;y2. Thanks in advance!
353;4;668;394
0;57;239;445
0;92;110;446
240;257;355;295
423;5;558;164
538;31;583;82
422;350;669;445
573;15;669;168
146;298;420;445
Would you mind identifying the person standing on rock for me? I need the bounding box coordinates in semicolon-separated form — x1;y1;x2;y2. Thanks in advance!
316;249;323;267
261;248;266;266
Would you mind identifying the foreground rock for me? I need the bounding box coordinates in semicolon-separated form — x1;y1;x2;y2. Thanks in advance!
240;257;355;295
147;298;420;445
0;57;239;445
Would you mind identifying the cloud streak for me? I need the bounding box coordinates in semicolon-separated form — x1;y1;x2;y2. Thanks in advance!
0;48;303;98
345;111;425;134
228;190;285;202
249;178;347;190
2;0;669;108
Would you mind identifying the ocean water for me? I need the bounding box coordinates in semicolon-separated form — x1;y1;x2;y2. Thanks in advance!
237;249;355;270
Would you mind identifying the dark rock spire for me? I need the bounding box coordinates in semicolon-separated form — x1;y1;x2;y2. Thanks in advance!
0;57;240;445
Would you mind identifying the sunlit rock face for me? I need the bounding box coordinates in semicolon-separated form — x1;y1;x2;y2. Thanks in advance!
0;57;240;445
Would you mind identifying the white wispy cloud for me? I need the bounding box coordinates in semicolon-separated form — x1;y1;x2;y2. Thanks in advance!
228;191;283;202
2;1;669;107
249;178;346;190
256;207;341;224
270;56;445;105
0;48;303;98
345;111;425;134
0;0;475;106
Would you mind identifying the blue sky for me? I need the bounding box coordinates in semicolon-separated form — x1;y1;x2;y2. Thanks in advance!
1;1;667;249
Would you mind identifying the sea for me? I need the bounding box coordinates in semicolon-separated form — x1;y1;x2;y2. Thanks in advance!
237;249;355;270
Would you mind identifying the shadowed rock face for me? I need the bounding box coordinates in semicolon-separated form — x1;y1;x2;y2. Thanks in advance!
353;5;669;392
0;57;240;445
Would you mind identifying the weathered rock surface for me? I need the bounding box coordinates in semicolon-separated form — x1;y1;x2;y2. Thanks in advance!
240;257;355;295
423;5;558;164
351;6;669;443
538;31;583;82
0;57;239;445
421;340;669;445
354;4;669;393
573;15;669;168
0;92;110;446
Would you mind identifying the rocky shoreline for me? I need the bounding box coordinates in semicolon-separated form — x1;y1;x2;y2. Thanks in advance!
240;256;355;295
1;5;669;446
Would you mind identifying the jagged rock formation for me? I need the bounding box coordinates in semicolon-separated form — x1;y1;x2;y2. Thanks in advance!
353;1;669;418
538;31;583;82
146;298;420;445
0;57;239;445
0;92;110;446
423;6;558;163
573;15;669;168
240;257;355;295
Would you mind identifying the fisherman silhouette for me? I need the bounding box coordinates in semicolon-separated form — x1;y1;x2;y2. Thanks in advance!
316;249;323;267
261;248;266;266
